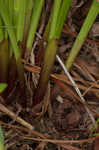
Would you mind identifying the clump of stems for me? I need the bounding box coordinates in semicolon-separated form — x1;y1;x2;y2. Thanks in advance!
33;0;72;105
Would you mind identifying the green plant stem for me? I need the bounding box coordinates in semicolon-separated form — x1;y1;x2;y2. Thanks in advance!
0;39;9;82
26;0;45;56
48;0;62;39
0;1;20;60
23;0;33;45
0;127;5;150
0;16;4;42
65;0;99;71
33;0;62;105
33;0;72;105
0;0;24;85
56;0;72;38
0;13;9;83
33;38;58;105
16;0;26;42
8;0;14;24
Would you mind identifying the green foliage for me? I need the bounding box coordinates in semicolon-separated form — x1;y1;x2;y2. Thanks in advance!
0;127;5;150
0;0;98;107
33;0;72;105
26;0;44;53
90;118;99;137
65;0;99;71
0;84;6;149
0;83;7;93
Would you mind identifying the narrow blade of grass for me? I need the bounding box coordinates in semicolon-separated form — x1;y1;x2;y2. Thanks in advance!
23;0;33;45
0;17;4;42
0;1;20;60
0;127;5;150
26;0;45;56
48;0;62;39
16;0;27;42
56;0;72;38
8;0;14;24
0;0;24;85
65;0;99;71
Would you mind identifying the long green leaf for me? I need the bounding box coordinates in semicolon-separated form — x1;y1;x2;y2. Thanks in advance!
56;0;72;38
65;0;99;71
0;127;5;150
16;0;27;42
0;0;20;60
26;0;45;54
48;0;62;39
0;16;4;42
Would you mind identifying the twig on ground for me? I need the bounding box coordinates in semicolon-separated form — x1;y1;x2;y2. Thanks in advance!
0;98;34;130
56;55;95;125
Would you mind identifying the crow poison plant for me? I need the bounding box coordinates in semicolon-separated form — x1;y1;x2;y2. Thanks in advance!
26;0;44;58
65;0;99;71
33;0;72;105
0;0;98;110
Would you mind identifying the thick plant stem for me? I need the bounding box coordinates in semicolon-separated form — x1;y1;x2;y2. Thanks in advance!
26;0;45;57
33;39;58;105
0;0;25;87
65;0;99;71
33;0;62;106
0;10;9;83
33;0;72;106
0;39;9;82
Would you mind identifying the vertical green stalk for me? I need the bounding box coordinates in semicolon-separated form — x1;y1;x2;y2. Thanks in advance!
0;127;5;150
0;0;24;85
23;0;33;45
8;0;14;23
33;0;62;105
26;0;45;56
0;39;9;82
0;13;9;83
56;0;72;38
0;1;20;60
33;39;58;105
0;17;4;42
16;0;27;42
48;0;62;39
65;0;99;71
33;0;72;105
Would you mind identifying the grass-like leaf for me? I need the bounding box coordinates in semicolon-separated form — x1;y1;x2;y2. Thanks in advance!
0;127;5;150
65;0;99;71
26;0;45;55
16;0;27;42
0;83;7;93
